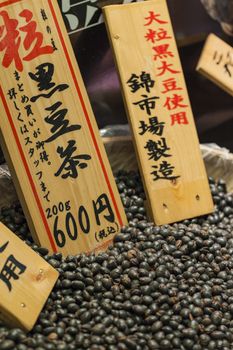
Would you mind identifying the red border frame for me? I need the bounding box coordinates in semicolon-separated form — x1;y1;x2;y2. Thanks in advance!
0;86;57;252
0;0;123;252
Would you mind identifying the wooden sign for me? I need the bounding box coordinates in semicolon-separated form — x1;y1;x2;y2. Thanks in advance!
0;222;59;331
0;0;127;256
197;33;233;96
103;0;214;225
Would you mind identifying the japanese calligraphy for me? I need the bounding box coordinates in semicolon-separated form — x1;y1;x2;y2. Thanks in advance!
93;193;115;226
28;63;91;181
133;94;159;116
197;34;233;98
139;117;165;136
0;0;127;256
127;72;155;93
127;67;179;181
95;224;118;243
144;11;167;25
104;1;214;225
151;161;180;181
0;241;26;292
55;140;91;179
29;63;69;102
144;138;171;161
145;27;171;43
0;9;54;71
44;101;81;143
125;7;186;183
171;111;189;125
152;44;174;60
213;50;233;78
163;94;188;110
51;193;115;248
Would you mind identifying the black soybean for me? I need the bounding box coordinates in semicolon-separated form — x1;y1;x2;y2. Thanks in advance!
1;173;233;349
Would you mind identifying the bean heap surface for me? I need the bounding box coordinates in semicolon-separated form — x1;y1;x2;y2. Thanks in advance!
0;171;233;350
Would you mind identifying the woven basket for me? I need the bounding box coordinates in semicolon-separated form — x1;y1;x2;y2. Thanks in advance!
1;138;233;209
103;137;233;192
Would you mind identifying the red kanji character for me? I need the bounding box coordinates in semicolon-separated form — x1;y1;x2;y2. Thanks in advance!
0;11;22;71
162;78;182;93
164;94;188;110
171;111;189;125
145;28;171;43
19;9;53;61
157;61;180;76
145;29;156;43
144;11;167;25
153;44;174;60
155;28;171;41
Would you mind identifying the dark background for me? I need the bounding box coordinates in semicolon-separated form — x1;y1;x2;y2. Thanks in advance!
58;0;233;150
1;0;232;165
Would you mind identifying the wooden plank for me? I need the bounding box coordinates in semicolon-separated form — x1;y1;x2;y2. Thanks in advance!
103;0;214;225
0;0;127;256
196;33;233;97
0;222;59;331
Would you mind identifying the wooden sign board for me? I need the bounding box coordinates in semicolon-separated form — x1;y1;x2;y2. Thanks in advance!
0;0;127;256
196;33;233;97
0;222;59;331
103;0;214;225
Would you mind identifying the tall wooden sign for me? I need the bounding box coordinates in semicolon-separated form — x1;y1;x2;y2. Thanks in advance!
104;0;214;225
0;0;127;256
0;222;59;331
197;33;233;96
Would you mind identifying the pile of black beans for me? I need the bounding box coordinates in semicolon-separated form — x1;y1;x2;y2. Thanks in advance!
1;171;233;350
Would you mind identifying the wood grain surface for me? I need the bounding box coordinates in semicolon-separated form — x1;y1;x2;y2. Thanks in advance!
0;0;127;256
104;0;214;225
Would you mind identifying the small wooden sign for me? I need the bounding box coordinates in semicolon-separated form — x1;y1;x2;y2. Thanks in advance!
0;222;59;331
103;0;214;225
197;33;233;96
0;0;127;256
